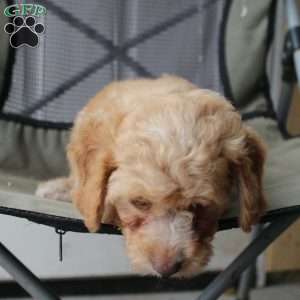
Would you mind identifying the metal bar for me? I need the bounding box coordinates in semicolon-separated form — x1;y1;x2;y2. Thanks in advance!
255;225;267;288
236;266;254;300
0;242;60;300
286;0;300;85
236;225;262;300
196;214;299;300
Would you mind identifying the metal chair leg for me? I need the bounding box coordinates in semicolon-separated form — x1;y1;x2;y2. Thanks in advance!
236;225;263;300
0;242;60;300
236;261;255;300
195;214;299;300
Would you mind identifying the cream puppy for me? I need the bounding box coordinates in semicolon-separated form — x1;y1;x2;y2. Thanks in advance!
36;75;266;278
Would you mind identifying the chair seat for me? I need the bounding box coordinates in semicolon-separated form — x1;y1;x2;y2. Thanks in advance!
0;117;299;233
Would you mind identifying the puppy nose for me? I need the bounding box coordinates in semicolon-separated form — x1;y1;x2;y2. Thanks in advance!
153;261;182;278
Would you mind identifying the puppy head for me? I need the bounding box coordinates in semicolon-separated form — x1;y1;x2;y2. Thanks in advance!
104;93;267;278
106;163;221;278
73;90;267;277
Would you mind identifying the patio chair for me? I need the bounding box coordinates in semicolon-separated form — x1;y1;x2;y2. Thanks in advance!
0;0;299;299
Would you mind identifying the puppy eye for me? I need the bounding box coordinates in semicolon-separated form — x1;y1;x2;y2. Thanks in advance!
188;203;203;212
130;198;152;211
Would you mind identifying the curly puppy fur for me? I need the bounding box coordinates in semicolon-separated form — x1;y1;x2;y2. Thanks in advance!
36;75;267;278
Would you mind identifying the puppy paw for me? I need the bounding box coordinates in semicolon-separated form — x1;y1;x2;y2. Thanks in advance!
36;177;71;202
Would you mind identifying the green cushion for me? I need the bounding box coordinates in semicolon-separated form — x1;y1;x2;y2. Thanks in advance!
0;118;69;180
226;0;272;108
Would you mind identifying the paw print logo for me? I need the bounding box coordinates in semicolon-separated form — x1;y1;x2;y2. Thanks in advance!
4;16;45;48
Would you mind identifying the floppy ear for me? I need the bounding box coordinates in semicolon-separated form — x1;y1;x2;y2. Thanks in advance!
234;127;267;232
195;101;267;232
67;117;116;232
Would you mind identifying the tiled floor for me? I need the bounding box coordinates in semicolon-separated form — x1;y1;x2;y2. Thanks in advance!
250;284;300;300
6;285;300;300
4;292;234;300
4;285;300;299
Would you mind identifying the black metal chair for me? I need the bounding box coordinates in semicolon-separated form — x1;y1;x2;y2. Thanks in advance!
0;1;299;299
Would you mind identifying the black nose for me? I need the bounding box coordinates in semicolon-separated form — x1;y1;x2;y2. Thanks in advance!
155;261;183;278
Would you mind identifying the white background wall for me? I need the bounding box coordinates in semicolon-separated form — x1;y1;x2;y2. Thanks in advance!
0;214;132;280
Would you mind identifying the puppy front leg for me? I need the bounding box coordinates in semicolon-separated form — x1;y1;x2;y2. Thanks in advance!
36;177;72;202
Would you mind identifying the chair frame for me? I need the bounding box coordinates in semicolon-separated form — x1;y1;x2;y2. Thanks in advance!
1;1;300;299
0;213;299;300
